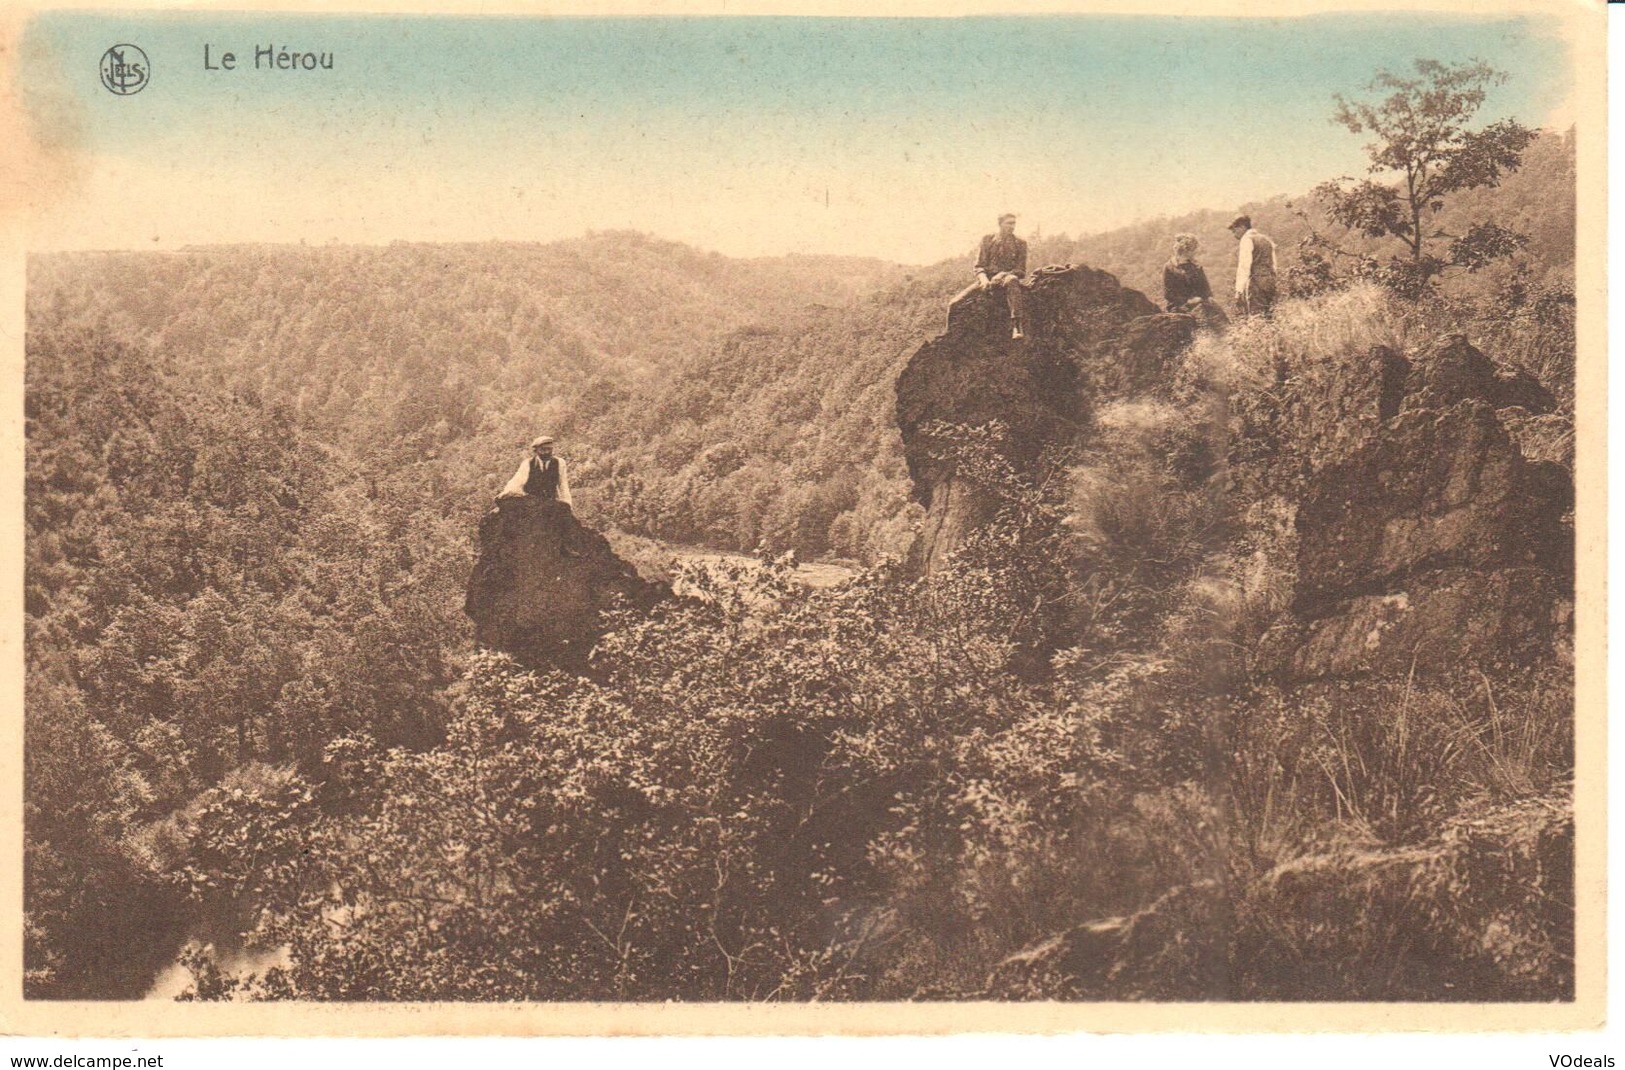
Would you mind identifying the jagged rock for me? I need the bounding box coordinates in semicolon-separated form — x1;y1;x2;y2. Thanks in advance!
464;497;667;670
1401;334;1500;412
1294;399;1571;614
1259;566;1572;679
896;266;1166;572
1285;344;1413;473
1499;407;1574;470
1264;331;1572;683
1247;794;1573;1000
1023;264;1161;345
1080;313;1196;398
1402;334;1555;415
907;475;999;575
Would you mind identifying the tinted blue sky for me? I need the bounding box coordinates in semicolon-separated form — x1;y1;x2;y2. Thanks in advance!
20;12;1574;261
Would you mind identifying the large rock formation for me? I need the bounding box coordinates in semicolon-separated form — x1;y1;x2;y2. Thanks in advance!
1262;335;1573;681
465;497;667;670
1400;333;1555;414
1294;401;1569;607
895;267;1185;571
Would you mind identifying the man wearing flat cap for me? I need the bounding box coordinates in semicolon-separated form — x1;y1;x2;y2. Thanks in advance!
973;213;1031;340
1228;214;1278;318
498;435;574;506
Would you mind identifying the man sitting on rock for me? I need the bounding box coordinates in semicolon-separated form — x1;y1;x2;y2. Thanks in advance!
496;435;580;555
949;213;1031;340
498;435;574;506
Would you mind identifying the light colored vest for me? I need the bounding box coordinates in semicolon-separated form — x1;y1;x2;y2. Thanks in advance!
1236;229;1277;294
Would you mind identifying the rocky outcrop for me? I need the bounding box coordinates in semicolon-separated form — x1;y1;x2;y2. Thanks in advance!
1263;336;1573;682
1294;400;1571;610
1261;567;1573;678
888;253;1571;1004
1499;408;1574;469
1245;792;1573;1000
1077;312;1196;399
986;793;1572;1001
465;497;667;670
1282;345;1413;469
896;267;1187;571
1401;334;1555;415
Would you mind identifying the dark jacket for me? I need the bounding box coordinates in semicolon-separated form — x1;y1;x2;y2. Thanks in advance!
1163;258;1212;311
976;233;1028;278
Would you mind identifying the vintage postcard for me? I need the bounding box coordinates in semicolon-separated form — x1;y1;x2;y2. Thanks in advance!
0;0;1606;1042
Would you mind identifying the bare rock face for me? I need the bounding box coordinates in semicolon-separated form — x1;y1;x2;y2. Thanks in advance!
1294;400;1570;611
1264;336;1572;682
464;497;667;671
1079;312;1196;398
1401;333;1503;412
896;266;1175;572
1260;566;1572;679
1284;345;1412;471
1402;334;1555;415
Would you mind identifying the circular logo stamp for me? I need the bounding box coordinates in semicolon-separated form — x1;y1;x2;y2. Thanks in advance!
99;44;150;95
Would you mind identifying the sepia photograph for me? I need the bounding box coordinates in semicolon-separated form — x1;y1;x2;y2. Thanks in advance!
1;0;1605;1040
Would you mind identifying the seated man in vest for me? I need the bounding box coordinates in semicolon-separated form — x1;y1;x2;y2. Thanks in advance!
498;434;573;505
977;212;1030;339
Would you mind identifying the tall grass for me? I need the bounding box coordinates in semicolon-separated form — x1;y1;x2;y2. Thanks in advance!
1183;283;1410;397
1229;672;1572;858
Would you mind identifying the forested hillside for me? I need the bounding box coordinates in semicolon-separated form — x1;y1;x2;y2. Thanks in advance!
28;234;900;511
28;128;1574;567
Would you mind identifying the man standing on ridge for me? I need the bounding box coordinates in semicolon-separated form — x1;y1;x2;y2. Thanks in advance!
974;212;1031;340
498;434;573;506
1229;214;1278;318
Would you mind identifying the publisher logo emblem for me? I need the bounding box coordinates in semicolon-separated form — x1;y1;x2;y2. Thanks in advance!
99;44;149;95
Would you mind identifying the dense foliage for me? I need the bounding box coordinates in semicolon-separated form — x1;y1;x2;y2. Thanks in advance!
1306;59;1539;295
24;325;470;995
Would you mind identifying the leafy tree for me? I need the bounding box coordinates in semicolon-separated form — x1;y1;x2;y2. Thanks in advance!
1313;58;1538;292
